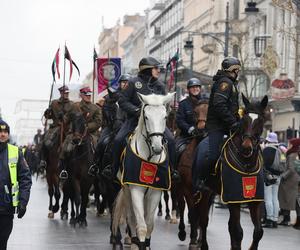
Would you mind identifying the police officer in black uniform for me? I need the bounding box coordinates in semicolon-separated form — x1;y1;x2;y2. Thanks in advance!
193;57;241;192
176;78;203;138
90;74;131;176
102;57;178;180
0;120;32;249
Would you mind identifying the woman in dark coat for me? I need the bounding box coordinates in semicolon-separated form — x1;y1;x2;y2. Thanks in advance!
278;138;300;225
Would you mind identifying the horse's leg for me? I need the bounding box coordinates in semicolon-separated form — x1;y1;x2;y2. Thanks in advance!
46;173;54;218
157;200;162;216
144;189;162;249
129;186;148;248
73;178;81;225
52;173;61;213
94;180;101;216
78;179;92;227
163;191;170;220
196;192;213;250
170;185;178;224
248;202;264;250
228;204;243;250
177;187;186;242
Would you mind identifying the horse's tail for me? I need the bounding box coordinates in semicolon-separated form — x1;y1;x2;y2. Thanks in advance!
112;188;127;236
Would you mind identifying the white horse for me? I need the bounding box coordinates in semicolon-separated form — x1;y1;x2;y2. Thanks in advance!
113;92;175;250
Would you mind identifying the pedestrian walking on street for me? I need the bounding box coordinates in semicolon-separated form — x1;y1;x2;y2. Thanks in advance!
0;120;32;250
262;132;283;228
278;138;300;226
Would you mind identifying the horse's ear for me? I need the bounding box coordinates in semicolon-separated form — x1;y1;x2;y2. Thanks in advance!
260;95;268;110
163;92;176;105
137;93;147;104
242;93;250;108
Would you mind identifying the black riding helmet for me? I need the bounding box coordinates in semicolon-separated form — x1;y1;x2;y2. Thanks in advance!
138;57;161;72
118;73;131;82
222;57;241;72
187;78;201;88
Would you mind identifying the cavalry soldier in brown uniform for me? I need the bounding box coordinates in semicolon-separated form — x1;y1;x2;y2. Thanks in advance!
39;86;73;168
59;86;102;178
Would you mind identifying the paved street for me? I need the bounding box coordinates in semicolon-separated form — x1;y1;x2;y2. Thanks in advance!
7;179;300;250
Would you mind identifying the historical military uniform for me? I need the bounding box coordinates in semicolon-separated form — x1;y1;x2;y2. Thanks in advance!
102;57;176;179
0;120;32;249
60;87;102;160
39;86;73;168
192;57;241;192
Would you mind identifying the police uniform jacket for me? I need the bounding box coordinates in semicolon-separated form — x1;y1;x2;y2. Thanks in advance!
118;73;166;119
0;144;32;215
45;98;74;127
206;70;240;133
102;95;118;128
65;100;102;136
176;96;201;137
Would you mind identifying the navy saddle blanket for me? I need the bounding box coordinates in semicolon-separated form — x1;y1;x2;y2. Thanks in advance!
121;144;171;191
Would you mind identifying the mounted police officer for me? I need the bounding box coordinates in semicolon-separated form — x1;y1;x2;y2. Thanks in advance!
176;78;203;137
176;78;204;160
101;57;179;180
39;86;73;168
193;57;241;192
89;74;131;176
59;86;102;178
0;120;32;249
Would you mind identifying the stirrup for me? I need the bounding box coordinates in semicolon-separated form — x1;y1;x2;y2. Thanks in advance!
88;164;99;177
59;170;68;180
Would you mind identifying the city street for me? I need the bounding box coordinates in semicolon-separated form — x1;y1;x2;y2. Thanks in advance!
7;178;300;250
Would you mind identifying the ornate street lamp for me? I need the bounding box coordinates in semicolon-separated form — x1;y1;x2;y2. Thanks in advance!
254;36;269;57
184;37;194;73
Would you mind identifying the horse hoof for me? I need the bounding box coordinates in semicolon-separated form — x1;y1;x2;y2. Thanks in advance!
48;212;54;219
60;212;68;220
165;214;171;220
69;217;76;226
170;218;178;224
124;236;131;245
178;230;186;241
52;204;60;213
157;211;162;216
130;243;139;250
79;219;88;227
188;244;199;250
112;243;123;250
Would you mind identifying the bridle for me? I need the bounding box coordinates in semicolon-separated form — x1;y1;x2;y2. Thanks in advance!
72;126;88;146
135;104;166;161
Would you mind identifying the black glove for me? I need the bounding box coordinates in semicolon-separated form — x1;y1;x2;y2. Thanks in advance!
44;108;52;118
57;111;64;121
17;204;26;219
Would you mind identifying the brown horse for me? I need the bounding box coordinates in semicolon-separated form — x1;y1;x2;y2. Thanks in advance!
176;100;208;246
64;112;95;227
43;125;65;218
193;94;268;250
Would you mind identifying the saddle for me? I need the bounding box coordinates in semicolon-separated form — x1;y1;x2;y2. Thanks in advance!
175;137;191;164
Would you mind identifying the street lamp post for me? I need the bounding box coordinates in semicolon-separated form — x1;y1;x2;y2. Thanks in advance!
184;37;194;76
224;2;229;57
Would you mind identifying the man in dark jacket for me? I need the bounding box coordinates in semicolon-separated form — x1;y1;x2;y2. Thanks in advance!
102;57;178;180
193;57;241;192
0;120;32;249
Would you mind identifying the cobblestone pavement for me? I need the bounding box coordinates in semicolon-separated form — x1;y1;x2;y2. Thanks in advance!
7;179;300;250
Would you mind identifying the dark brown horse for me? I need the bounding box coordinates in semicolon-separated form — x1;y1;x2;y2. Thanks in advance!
43;125;65;219
64;113;95;227
193;94;268;250
176;100;208;246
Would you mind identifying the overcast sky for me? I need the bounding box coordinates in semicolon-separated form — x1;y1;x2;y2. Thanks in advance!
0;0;149;129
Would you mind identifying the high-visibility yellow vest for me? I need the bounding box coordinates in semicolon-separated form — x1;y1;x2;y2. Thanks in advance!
22;148;26;155
7;144;19;207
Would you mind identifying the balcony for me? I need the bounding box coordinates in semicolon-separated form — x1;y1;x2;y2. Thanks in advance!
151;0;165;10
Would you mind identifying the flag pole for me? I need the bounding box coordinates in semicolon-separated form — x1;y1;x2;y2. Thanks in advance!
92;47;95;104
61;41;67;145
174;52;178;109
165;58;169;93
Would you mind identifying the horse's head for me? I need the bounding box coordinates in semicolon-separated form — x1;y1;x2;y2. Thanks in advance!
137;92;175;155
194;100;208;130
235;94;268;157
70;112;87;145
